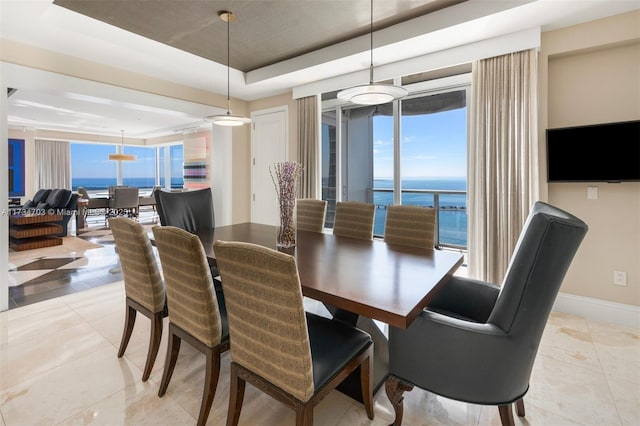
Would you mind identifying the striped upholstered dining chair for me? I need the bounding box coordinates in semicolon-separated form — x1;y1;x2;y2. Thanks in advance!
152;226;229;426
332;201;375;240
296;198;327;232
109;217;167;382
214;240;374;426
384;205;436;249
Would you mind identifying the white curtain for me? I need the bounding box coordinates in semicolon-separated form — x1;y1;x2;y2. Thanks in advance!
297;96;319;198
468;48;539;284
35;139;71;189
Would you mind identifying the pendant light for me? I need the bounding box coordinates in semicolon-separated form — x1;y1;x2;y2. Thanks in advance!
205;11;251;127
108;130;136;161
337;0;407;105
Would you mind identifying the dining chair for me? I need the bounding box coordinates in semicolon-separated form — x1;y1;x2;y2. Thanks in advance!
154;187;214;233
78;186;109;219
384;205;436;249
332;201;375;240
108;186;139;219
153;226;229;426
296;198;327;232
109;217;167;382
214;240;374;426
154;187;220;282
385;202;588;426
138;185;161;214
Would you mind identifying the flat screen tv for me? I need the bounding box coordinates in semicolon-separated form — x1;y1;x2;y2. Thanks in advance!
546;120;640;182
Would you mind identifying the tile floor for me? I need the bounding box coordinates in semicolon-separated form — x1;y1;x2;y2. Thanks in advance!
3;213;639;425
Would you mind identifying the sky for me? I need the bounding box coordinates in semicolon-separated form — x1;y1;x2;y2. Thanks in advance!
70;143;183;179
373;107;467;179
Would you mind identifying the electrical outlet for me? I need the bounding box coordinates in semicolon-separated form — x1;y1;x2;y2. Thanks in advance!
613;270;627;286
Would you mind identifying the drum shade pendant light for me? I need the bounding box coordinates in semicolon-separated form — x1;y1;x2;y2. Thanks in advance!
205;11;251;127
108;130;136;161
337;0;407;105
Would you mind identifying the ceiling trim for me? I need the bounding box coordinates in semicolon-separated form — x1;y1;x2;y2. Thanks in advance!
293;27;541;99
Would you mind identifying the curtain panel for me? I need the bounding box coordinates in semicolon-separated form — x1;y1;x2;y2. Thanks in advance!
35;139;71;189
468;48;539;284
296;96;319;198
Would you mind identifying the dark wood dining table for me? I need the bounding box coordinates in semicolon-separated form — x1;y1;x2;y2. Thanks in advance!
198;222;464;330
195;222;464;397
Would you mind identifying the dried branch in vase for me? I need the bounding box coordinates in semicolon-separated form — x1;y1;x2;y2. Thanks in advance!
270;161;303;248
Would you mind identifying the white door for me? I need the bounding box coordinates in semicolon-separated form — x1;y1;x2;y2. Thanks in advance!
251;107;288;225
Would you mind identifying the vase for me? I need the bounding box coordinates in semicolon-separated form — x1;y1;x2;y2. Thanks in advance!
276;200;296;248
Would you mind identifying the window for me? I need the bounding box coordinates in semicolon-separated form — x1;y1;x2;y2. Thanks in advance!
71;143;117;190
122;146;157;189
159;144;184;189
321;77;469;248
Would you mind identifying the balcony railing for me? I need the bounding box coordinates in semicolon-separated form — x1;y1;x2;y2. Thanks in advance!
371;188;467;250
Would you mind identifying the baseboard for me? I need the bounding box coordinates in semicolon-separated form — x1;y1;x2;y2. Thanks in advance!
553;292;640;329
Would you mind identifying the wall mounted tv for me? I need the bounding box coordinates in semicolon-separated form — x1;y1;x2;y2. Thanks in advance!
546;120;640;182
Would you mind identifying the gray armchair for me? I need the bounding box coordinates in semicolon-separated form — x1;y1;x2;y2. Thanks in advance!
386;202;588;426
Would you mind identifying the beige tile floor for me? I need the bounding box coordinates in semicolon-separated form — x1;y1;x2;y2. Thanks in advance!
1;280;638;426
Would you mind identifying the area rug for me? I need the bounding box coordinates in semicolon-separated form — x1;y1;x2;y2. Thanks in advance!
9;236;104;263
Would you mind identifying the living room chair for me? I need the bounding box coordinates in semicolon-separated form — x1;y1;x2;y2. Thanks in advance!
296;198;327;232
214;240;374;426
385;202;588;426
153;226;229;426
384;205;436;249
109;217;167;382
332;201;375;240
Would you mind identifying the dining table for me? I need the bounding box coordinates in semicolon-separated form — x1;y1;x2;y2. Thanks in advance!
195;222;464;397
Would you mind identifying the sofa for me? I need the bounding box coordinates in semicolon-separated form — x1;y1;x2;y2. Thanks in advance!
17;188;79;236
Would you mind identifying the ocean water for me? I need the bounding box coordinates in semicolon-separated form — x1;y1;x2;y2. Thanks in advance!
72;177;184;191
372;178;467;247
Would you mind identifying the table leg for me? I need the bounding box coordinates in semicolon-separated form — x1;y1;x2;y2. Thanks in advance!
324;305;390;400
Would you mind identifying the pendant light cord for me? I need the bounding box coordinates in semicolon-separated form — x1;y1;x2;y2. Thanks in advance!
226;14;231;114
369;0;374;84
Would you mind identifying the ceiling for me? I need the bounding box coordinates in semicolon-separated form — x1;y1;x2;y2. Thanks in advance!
53;0;465;73
3;0;639;140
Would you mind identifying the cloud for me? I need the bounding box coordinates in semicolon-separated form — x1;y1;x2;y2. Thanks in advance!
403;135;417;143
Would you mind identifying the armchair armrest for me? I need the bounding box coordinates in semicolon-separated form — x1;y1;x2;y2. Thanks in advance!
427;276;500;323
389;310;531;404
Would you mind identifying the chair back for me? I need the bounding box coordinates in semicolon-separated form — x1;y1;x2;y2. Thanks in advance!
108;185;129;198
153;226;223;348
333;201;375;240
109;217;165;313
77;186;90;199
489;202;588;332
214;240;314;402
155;188;214;233
296;199;327;232
384;205;436;249
111;187;139;209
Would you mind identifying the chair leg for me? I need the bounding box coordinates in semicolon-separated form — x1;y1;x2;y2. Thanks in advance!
197;348;222;426
360;348;374;420
226;363;246;426
142;311;163;381
498;404;515;426
158;329;181;397
295;404;313;426
515;398;525;417
117;304;137;358
385;375;414;426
